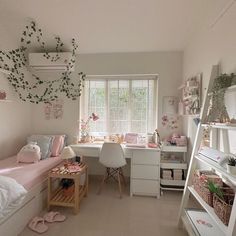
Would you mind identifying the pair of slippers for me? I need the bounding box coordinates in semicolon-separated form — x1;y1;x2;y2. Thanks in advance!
28;211;66;234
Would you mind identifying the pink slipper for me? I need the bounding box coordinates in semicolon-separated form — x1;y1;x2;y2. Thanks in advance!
43;211;66;223
28;217;48;234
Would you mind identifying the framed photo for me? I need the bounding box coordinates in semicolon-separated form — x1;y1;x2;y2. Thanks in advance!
162;96;178;114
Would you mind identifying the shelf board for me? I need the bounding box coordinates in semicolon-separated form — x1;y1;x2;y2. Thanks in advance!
160;162;187;169
161;145;187;152
188;186;228;235
161;187;184;191
161;178;185;186
182;215;196;236
202;123;236;130
195;154;236;185
183;95;198;100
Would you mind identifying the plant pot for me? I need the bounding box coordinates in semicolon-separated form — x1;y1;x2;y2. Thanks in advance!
63;185;75;197
226;164;236;175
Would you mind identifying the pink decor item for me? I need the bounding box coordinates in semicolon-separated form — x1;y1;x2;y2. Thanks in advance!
124;133;138;144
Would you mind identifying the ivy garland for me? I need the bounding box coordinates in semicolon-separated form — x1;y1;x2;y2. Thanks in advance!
0;21;86;103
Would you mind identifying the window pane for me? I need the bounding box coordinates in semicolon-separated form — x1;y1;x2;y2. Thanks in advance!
108;81;129;134
86;81;106;132
83;77;157;135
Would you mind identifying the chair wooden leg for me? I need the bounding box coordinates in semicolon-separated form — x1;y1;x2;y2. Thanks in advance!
120;168;126;187
97;168;108;195
117;169;122;198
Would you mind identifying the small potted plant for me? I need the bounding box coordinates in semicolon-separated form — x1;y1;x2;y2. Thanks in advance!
227;156;236;175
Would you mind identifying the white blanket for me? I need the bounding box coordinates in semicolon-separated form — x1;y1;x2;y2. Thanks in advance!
0;175;27;220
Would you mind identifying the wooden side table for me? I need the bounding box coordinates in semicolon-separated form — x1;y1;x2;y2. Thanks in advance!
47;163;88;214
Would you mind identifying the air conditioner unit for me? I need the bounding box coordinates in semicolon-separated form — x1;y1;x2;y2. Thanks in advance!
28;52;75;71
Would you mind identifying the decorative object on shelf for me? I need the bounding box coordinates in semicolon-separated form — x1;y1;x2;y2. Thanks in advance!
226;156;236;175
79;113;99;143
44;99;64;120
0;21;86;103
162;96;178;114
0;90;6;100
161;114;179;130
205;73;236;123
152;129;161;145
180;73;202;115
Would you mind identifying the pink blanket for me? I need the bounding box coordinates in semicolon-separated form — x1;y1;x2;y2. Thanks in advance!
0;156;63;190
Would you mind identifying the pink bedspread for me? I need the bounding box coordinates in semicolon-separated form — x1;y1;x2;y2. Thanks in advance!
0;156;63;190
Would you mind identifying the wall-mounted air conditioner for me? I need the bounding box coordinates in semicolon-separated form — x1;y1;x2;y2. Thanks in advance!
28;52;75;71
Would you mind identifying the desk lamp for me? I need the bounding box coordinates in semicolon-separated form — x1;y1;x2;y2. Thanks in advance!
61;146;76;167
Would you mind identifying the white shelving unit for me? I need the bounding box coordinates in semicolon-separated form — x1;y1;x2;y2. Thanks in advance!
160;145;187;191
178;65;236;236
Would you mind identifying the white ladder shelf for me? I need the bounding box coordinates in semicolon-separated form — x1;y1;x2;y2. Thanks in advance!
178;65;236;236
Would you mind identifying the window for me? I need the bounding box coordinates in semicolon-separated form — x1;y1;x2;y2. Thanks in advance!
81;75;158;135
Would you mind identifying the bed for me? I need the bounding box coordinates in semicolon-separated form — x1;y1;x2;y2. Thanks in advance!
0;155;63;236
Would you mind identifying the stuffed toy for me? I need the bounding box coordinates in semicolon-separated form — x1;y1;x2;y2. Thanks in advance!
17;142;41;163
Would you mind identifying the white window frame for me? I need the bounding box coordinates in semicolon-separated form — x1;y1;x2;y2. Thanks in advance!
80;74;158;135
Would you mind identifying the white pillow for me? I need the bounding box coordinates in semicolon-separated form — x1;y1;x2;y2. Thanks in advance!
0;175;27;211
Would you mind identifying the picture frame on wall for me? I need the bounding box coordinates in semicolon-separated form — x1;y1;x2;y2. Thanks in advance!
162;96;178;114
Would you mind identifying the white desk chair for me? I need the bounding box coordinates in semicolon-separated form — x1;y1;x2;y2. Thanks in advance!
97;142;126;198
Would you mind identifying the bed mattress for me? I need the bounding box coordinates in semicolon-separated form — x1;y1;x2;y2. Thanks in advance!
0;156;63;190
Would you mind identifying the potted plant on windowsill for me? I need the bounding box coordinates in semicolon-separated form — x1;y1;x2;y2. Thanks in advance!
227;156;236;175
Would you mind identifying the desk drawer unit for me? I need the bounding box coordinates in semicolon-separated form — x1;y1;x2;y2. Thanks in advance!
132;150;159;165
132;165;159;180
131;179;160;196
130;149;160;198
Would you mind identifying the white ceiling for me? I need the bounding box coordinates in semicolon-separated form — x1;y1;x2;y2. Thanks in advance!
0;0;231;53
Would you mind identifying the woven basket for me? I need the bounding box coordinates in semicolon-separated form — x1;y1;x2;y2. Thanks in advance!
213;193;234;225
193;172;214;206
193;171;222;207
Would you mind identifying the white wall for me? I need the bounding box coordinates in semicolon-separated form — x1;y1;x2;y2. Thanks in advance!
32;51;183;142
31;51;183;175
183;3;236;154
0;24;32;160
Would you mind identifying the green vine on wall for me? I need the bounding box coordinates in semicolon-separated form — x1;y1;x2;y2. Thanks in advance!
0;21;86;103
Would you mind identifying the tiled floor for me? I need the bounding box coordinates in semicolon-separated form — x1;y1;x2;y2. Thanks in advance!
20;176;188;236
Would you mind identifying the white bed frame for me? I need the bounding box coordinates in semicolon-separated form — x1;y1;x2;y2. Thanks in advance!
0;178;48;236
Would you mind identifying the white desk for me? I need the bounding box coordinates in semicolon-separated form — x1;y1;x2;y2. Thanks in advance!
70;144;160;198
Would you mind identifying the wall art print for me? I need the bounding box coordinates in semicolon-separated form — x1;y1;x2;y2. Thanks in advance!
161;114;180;130
44;99;64;120
162;96;178;114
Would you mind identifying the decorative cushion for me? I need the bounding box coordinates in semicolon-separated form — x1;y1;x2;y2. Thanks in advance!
51;135;65;157
27;135;53;160
17;142;41;163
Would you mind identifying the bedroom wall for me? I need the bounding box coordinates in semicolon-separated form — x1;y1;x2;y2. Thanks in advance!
31;51;183;142
31;51;183;175
0;24;32;160
182;3;236;155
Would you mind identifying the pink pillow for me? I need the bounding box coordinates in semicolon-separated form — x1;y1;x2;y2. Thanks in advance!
17;143;41;163
51;135;65;157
